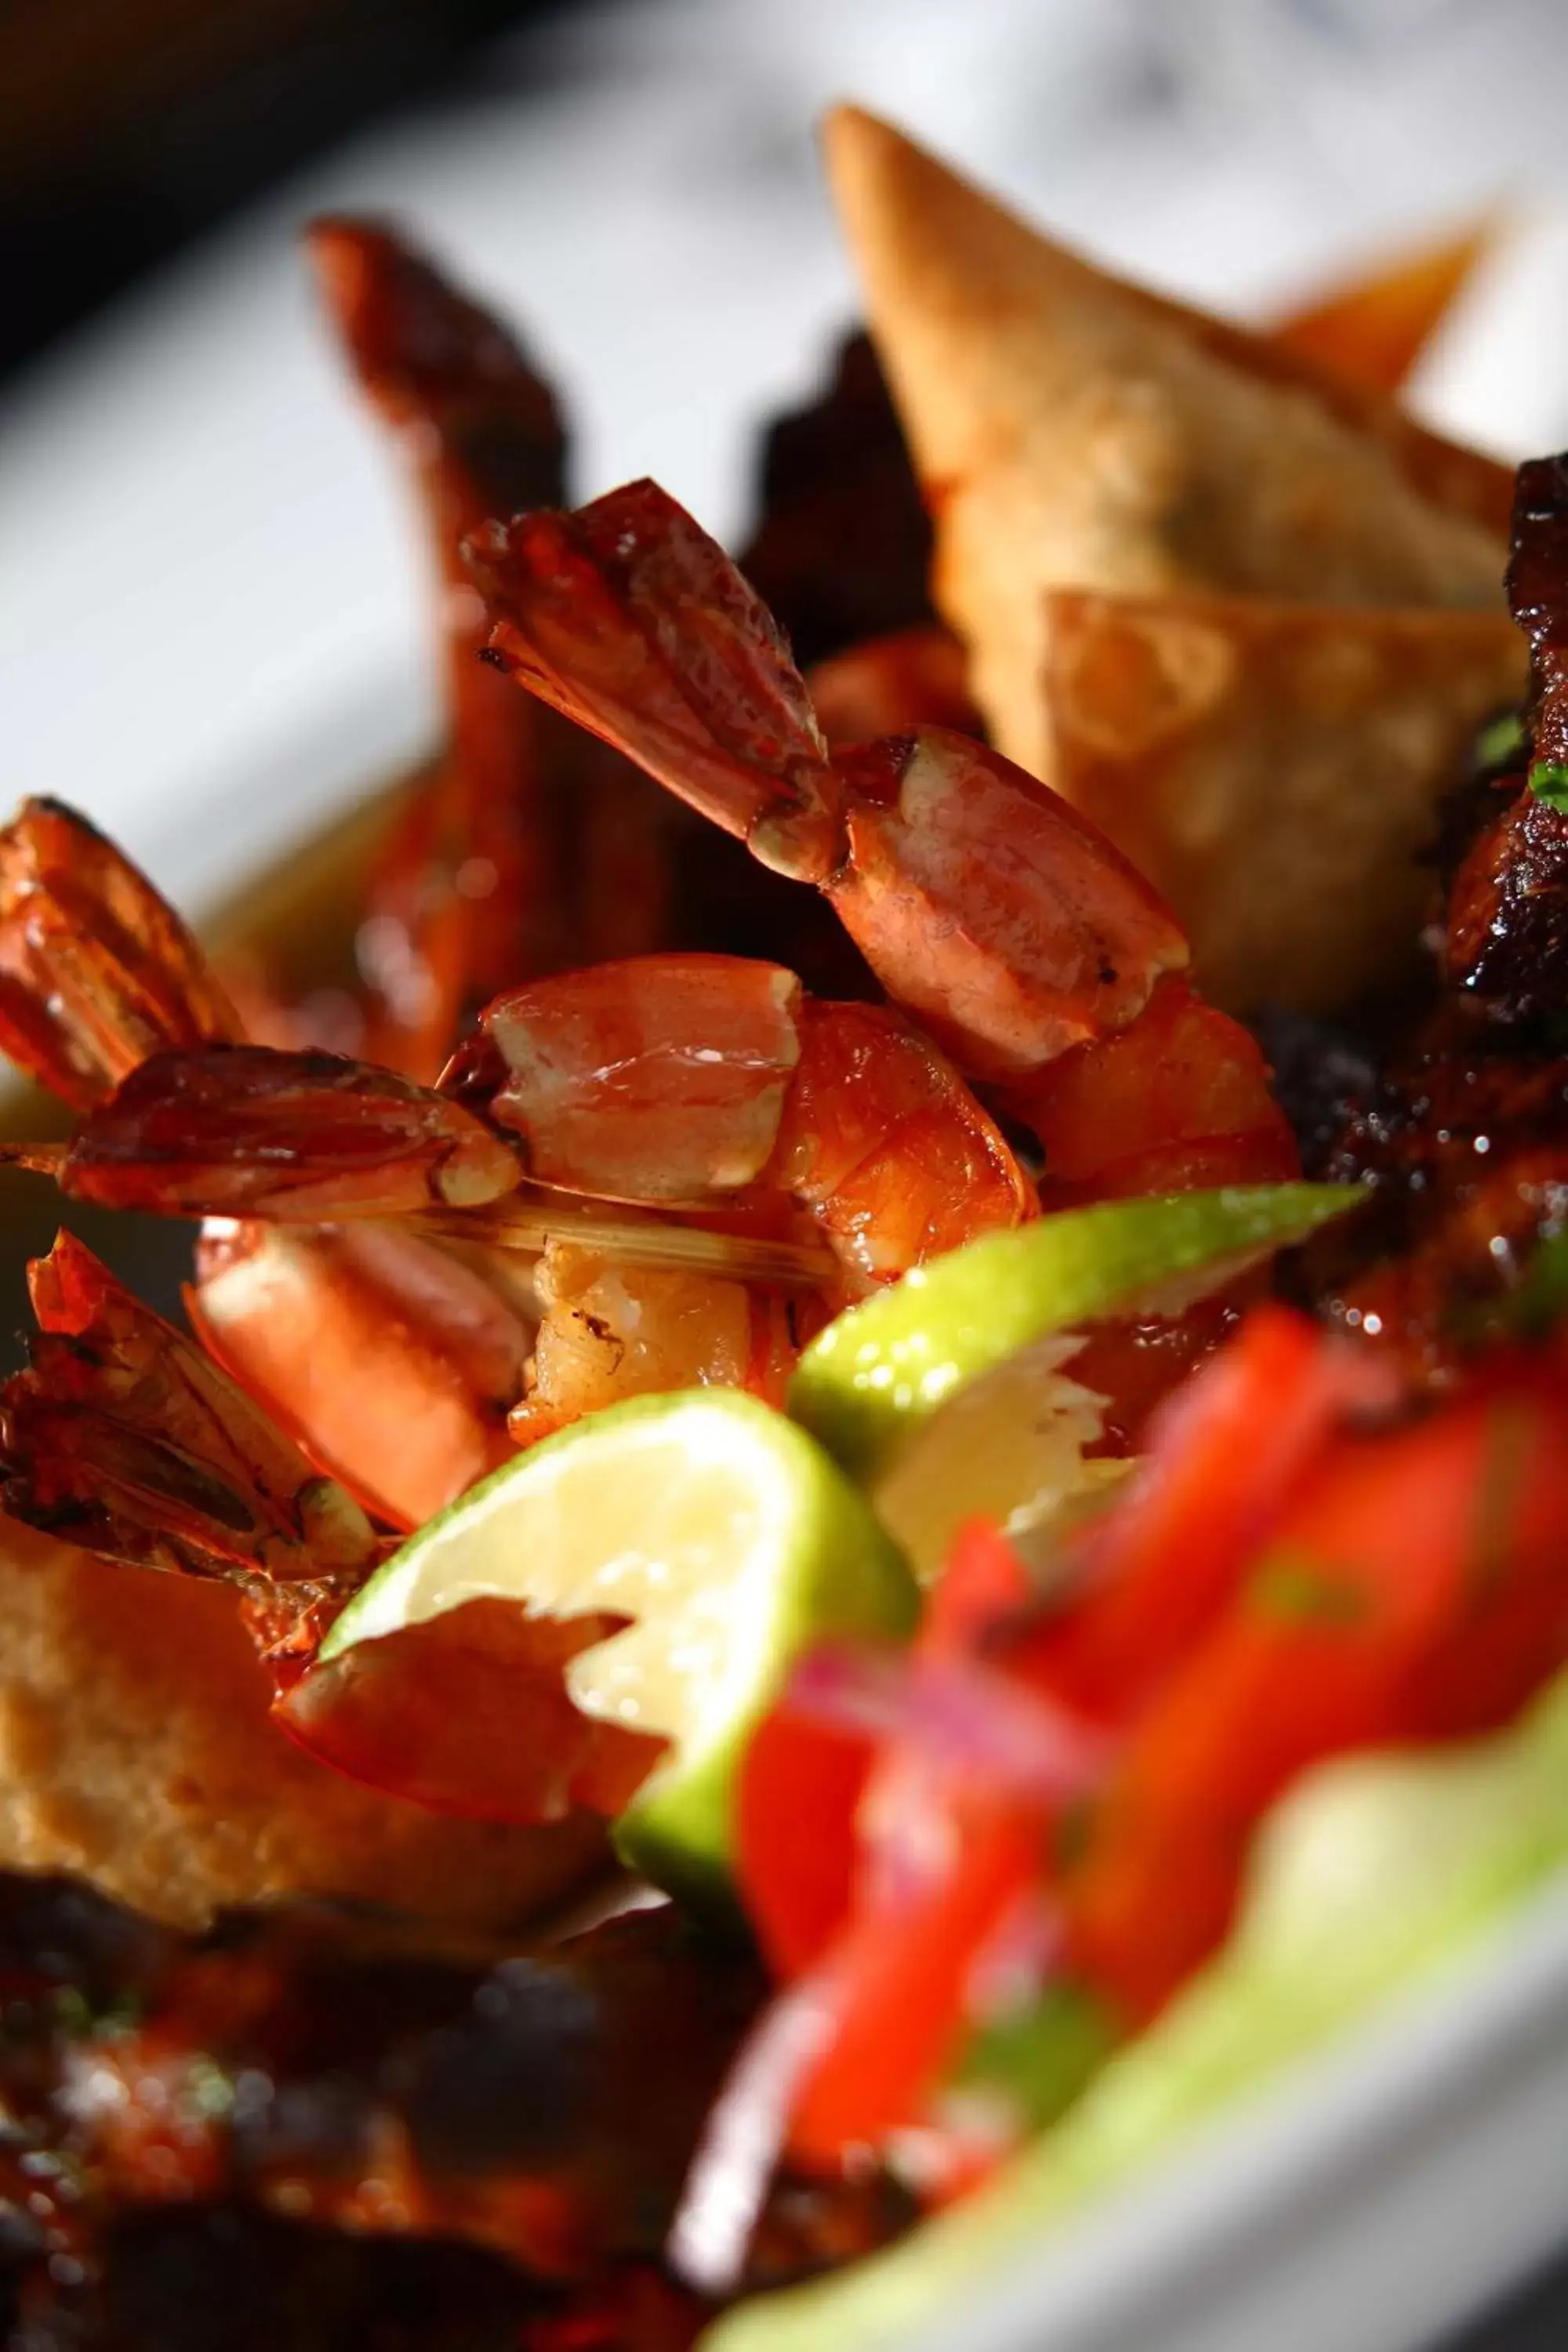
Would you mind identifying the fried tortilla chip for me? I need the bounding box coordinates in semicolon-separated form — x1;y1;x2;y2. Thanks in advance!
0;1516;605;1931
1043;591;1526;1012
822;106;1512;783
1269;220;1494;397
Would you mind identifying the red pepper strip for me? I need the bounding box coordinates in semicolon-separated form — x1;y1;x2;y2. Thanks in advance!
925;1518;1035;1650
1405;1358;1568;1739
736;1523;1036;1982
782;1528;1095;2162
1007;1305;1399;1725
736;1709;876;1982
1060;1380;1568;2026
744;1344;1568;2182
787;1807;1047;2169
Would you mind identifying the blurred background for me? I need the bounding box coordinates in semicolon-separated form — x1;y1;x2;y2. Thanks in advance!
9;0;1568;920
9;8;1568;1287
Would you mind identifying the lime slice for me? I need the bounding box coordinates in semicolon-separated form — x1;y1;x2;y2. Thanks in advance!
788;1183;1361;1483
869;1334;1132;1584
318;1388;918;1904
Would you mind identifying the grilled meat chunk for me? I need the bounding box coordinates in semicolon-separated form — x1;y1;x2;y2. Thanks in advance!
0;1874;906;2348
1303;460;1568;1369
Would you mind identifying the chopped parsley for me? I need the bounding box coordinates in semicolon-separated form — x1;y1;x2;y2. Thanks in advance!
1476;710;1526;771
1527;760;1568;811
1250;1558;1370;1628
1495;1229;1568;1341
955;1985;1116;2133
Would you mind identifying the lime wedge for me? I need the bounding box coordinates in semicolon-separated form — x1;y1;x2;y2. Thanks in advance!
318;1389;918;1904
788;1184;1361;1483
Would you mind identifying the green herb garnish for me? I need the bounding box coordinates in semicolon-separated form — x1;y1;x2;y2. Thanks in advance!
1476;710;1526;771
955;1985;1116;2134
1494;1229;1568;1341
1527;760;1568;811
1250;1558;1370;1627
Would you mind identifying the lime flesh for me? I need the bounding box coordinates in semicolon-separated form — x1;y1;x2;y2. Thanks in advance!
869;1333;1132;1584
788;1184;1361;1483
319;1388;918;1904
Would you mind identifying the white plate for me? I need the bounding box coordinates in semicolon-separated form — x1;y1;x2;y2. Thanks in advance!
910;1877;1568;2352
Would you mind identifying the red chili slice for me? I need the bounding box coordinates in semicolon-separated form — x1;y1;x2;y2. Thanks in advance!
1007;1304;1398;1724
1059;1379;1568;2024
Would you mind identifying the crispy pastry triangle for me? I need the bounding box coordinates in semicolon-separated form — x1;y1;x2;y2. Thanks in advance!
1269;220;1494;397
1042;590;1524;1011
822;107;1512;777
823;107;1521;1007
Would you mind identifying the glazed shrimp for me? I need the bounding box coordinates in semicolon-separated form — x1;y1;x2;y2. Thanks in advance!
0;804;1029;1523
299;220;575;1074
191;956;1029;1475
297;221;686;1073
0;1232;653;1821
0;794;535;1527
467;480;1298;1207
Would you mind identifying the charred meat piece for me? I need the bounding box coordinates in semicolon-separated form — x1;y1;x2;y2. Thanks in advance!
1304;460;1568;1370
0;1873;906;2347
1443;456;1568;1023
1312;1047;1568;1375
1509;453;1568;771
1444;779;1568;1022
740;330;935;669
1248;1005;1381;1177
9;2208;575;2352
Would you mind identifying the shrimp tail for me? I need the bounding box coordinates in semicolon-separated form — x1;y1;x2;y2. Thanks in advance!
0;800;240;1110
42;1044;522;1222
468;480;846;883
0;1233;382;1595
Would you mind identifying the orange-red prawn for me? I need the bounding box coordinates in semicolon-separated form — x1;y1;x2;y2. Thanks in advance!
0;1233;653;1823
0;797;241;1108
296;219;575;1076
0;797;1029;1828
0;802;1030;1524
132;956;1029;1477
468;479;1298;1211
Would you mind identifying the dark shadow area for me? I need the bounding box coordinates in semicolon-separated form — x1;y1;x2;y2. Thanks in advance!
0;0;584;382
0;1163;198;1371
1443;2250;1568;2352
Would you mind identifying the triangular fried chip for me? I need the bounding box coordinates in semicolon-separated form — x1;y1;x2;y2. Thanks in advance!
1042;590;1526;1012
822;106;1513;780
0;1518;604;1930
1269;220;1494;397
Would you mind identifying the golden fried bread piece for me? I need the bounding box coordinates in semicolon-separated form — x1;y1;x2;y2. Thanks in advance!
1269;220;1494;397
0;1516;605;1930
822;107;1519;1009
823;116;1510;774
1043;592;1525;1011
